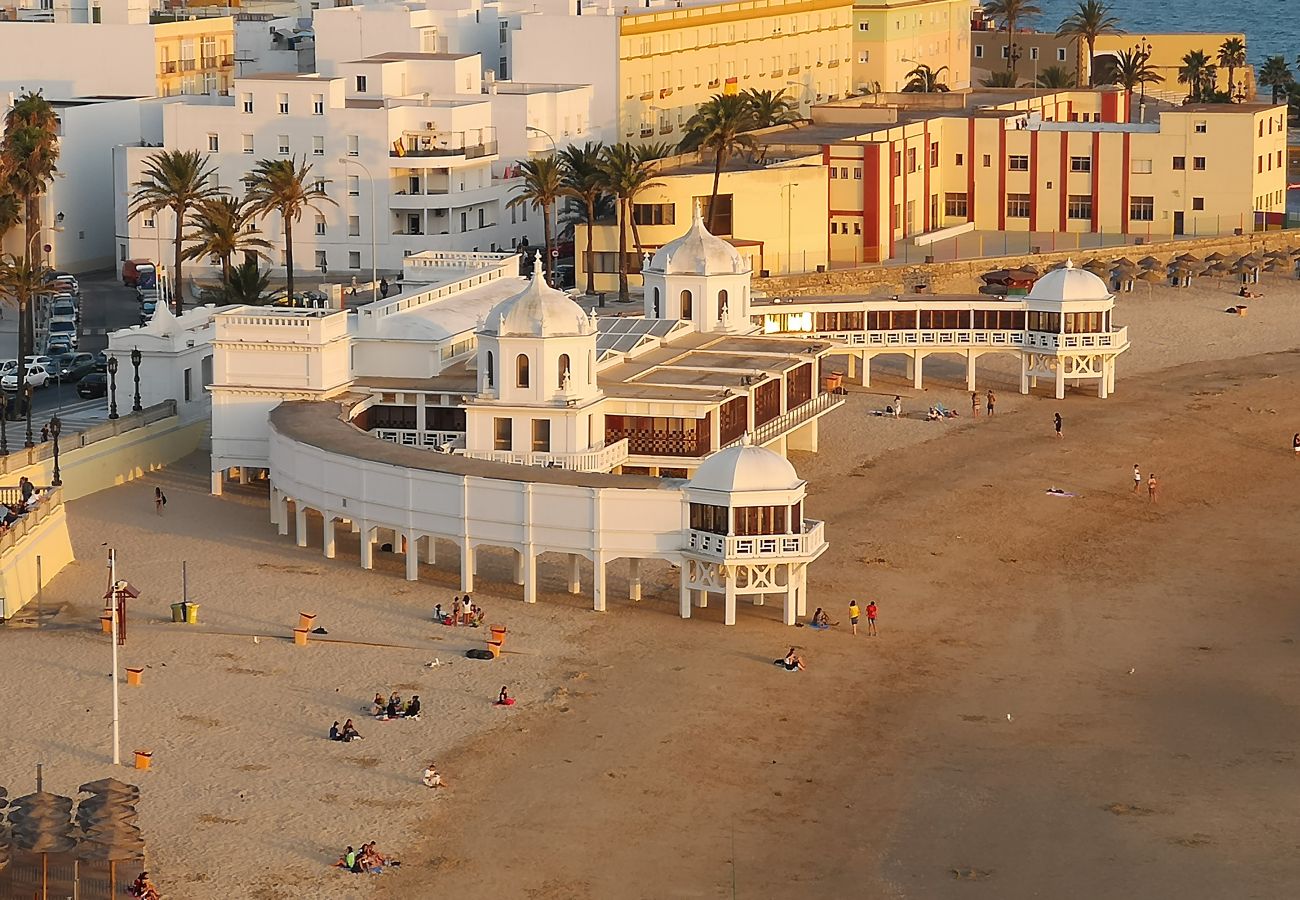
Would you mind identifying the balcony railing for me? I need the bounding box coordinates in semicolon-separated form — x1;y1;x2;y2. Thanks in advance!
1025;326;1129;351
686;518;825;560
391;132;498;159
160;61;178;74
458;439;629;474
373;428;465;450
0;401;177;476
725;391;842;450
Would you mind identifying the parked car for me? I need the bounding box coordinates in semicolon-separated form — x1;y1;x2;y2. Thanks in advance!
0;356;53;375
122;259;153;287
50;299;78;324
47;319;78;348
92;350;110;371
46;339;72;357
53;352;95;383
50;275;79;296
2;363;50;390
77;371;108;399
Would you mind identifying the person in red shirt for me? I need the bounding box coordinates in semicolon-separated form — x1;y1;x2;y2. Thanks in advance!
865;601;878;636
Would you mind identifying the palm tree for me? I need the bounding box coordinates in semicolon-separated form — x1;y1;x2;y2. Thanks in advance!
742;88;800;128
244;157;336;304
903;64;952;93
597;142;662;303
183;196;272;294
1217;37;1247;100
1259;55;1293;104
0;252;50;413
1055;0;1122;85
983;0;1043;75
1109;49;1164;91
3;91;60;270
1036;65;1077;88
221;259;275;305
678;94;756;233
507;155;564;284
981;71;1022;88
0;192;21;243
557;142;606;295
129;149;223;314
1178;50;1214;102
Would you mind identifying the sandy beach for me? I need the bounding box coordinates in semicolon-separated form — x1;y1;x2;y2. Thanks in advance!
4;273;1300;898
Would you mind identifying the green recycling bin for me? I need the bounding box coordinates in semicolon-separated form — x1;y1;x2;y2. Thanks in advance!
184;603;200;625
170;602;185;623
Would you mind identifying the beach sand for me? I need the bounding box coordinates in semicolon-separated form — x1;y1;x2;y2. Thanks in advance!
4;274;1300;898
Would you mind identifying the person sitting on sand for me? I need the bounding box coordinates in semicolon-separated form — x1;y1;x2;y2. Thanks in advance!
358;843;383;874
405;696;421;718
336;846;357;869
813;608;831;627
372;693;385;715
777;648;805;671
329;721;342;741
433;603;443;623
385;697;400;719
473;605;486;627
128;872;160;900
422;762;445;788
341;719;362;742
496;686;515;706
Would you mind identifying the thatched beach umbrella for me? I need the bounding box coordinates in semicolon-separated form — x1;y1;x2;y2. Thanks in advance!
1112;256;1138;269
1135;267;1166;295
1203;261;1231;281
1263;248;1290;261
78;779;140;798
1082;258;1109;275
1137;255;1163;269
1205;251;1227;263
1176;252;1202;263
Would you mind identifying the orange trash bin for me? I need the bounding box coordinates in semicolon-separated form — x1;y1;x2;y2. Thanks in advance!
489;625;507;646
293;628;309;646
133;750;152;771
126;667;144;686
99;615;113;634
298;612;316;630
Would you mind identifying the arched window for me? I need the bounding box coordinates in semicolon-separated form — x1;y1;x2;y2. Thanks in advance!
558;353;571;389
652;287;660;318
680;289;693;320
718;289;728;320
515;353;530;388
485;350;495;388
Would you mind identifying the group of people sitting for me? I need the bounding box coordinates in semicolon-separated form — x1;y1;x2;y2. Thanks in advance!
434;595;485;627
127;872;160;899
371;691;421;720
335;841;399;875
329;718;363;742
1;477;47;531
925;403;959;421
808;608;836;629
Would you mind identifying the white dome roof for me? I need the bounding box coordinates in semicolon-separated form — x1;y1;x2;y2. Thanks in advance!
1028;260;1112;302
648;204;749;276
689;443;803;493
483;265;592;338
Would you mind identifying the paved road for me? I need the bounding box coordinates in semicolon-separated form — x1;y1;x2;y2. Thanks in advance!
1;269;146;431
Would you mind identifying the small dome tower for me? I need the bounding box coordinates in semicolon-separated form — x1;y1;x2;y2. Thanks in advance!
641;203;752;333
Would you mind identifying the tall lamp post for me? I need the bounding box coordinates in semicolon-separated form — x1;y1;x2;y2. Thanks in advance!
49;415;61;487
130;347;143;413
525;125;559;286
23;383;33;448
339;157;378;304
107;356;119;420
1136;36;1153;123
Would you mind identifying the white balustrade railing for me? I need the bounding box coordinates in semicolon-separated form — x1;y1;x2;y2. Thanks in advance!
457;438;629;473
808;326;1126;353
686;519;825;559
373;429;465;450
725;392;843;450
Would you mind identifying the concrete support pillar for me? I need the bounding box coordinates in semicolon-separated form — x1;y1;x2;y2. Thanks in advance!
513;549;525;585
350;519;360;533
965;350;977;391
323;517;336;559
752;592;764;606
912;352;925;390
679;568;692;619
405;529;420;581
360;525;374;570
861;353;871;387
592;554;607;612
723;569;737;626
461;543;475;593
695;588;708;608
1097;368;1108;399
238;467;250;485
211;469;224;496
567;553;581;594
783;567;798;626
1019;354;1030;394
847;353;856;381
294;505;307;547
423;535;436;564
1054;363;1066;400
277;494;289;536
796;566;807;617
1107;358;1116;394
904;354;915;383
628;558;641;601
523;548;537;603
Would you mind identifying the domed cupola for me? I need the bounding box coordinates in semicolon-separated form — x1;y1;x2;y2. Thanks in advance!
1028;258;1113;303
484;260;595;338
641;204;753;334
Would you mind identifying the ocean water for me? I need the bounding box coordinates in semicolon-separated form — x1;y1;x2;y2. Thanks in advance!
1031;0;1296;65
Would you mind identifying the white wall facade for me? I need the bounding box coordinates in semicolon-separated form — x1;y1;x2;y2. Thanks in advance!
0;23;157;96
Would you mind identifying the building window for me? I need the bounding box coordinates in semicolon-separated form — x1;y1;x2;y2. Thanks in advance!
982;154;991;167
242;134;253;154
485;351;495;388
858;22;868;31
277;93;289;114
1131;158;1153;174
347;175;359;196
1070;156;1091;172
1194;120;1207;133
207;133;219;152
1193;156;1206;171
183;368;192;403
241;93;253;113
493;417;512;451
858;51;869;64
315;215;326;235
633;203;675;226
929;141;939;166
1008;155;1029;171
348;215;360;236
277;135;290;155
348;251;361;269
906;148;917;172
531;419;551;453
955;152;964;166
974;44;984;59
1005;193;1031;218
355;75;367;93
1067;194;1092;219
1030;47;1039;60
312;136;324;156
1057;48;1067;61
1192;196;1205;211
314;249;327;269
853;168;862;179
1129;196;1154;221
142;214;155;229
346;134;359;156
557;353;571;388
693;194;733;235
944;192;968;217
516;354;530;388
312;94;324;115
1172;156;1186;170
680;289;693;319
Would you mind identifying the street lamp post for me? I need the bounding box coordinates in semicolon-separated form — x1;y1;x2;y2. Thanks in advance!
339;157;378;304
525;125;559;286
130;347;143;413
0;392;8;455
50;415;61;487
23;383;33;448
107;356;119;420
1136;37;1152;124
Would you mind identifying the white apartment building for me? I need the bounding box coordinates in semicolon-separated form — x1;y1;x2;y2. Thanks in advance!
113;51;593;283
9;0;149;24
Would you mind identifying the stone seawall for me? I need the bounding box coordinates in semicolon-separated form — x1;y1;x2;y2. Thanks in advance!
753;229;1300;297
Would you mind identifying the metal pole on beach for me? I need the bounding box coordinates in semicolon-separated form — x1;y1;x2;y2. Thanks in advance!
36;555;42;628
110;548;121;766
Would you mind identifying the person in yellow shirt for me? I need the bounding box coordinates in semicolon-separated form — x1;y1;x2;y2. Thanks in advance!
848;601;861;636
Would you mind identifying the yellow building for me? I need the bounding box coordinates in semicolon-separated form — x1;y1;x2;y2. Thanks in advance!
577;88;1287;289
1093;32;1255;100
154;17;236;98
852;0;972;93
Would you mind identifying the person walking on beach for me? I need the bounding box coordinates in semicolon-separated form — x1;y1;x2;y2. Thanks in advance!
865;600;878;636
1132;464;1142;493
848;600;861;636
1147;473;1159;503
154;487;167;515
986;389;996;415
971;391;979;417
893;396;902;419
1053;411;1062;439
